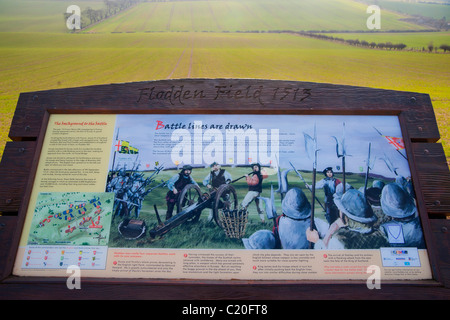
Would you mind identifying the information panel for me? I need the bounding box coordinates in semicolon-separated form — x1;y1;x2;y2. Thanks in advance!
13;113;432;281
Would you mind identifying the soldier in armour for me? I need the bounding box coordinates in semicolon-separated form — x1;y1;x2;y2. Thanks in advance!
380;183;425;248
165;165;198;220
127;172;148;219
108;168;130;219
274;188;328;249
307;189;389;249
242;230;276;249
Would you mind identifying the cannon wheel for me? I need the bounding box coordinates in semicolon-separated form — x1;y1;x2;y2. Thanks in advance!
213;184;238;228
176;184;202;222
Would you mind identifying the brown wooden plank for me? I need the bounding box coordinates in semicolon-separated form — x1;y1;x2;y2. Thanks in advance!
411;143;450;217
0;141;36;213
0;277;448;300
0;141;36;170
8;92;36;141
0;216;18;281
0;112;49;280
429;219;450;288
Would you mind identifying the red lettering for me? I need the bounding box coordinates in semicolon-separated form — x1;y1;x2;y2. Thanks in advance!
156;120;164;130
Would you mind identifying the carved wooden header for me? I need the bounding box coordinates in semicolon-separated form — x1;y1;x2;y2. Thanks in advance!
8;79;439;140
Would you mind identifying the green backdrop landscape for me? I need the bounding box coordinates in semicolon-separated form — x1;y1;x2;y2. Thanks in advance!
0;0;449;165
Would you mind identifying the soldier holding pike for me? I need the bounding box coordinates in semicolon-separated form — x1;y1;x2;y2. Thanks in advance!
306;167;341;225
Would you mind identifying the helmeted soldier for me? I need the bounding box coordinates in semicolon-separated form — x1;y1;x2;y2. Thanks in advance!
242;230;276;249
127;172;146;218
165;165;198;220
307;189;389;249
335;181;352;198
360;180;388;227
108;168;128;193
395;175;415;198
275;188;328;249
109;168;130;218
372;180;385;190
380;183;425;248
364;186;391;228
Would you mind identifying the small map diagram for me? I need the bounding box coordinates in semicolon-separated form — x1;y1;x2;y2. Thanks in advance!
27;192;114;246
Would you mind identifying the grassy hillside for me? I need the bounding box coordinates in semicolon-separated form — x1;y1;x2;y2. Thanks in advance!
375;0;450;20
84;0;429;33
0;0;105;33
0;0;448;164
0;31;448;162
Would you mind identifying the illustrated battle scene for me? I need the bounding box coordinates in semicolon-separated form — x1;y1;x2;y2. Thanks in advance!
104;114;425;251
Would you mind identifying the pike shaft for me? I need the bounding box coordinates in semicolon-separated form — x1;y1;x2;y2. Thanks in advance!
230;172;254;184
289;161;325;212
311;169;317;231
342;157;346;193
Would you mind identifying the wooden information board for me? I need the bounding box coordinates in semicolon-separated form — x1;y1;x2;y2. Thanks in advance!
0;79;448;300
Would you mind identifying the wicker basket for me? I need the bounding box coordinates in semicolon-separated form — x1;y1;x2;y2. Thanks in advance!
221;209;248;239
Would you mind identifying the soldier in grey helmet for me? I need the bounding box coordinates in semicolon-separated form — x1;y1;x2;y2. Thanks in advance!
307;189;389;249
242;230;276;249
372;180;385;190
276;188;328;249
380;183;425;248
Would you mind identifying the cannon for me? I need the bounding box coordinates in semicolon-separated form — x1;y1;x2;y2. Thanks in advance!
149;182;239;238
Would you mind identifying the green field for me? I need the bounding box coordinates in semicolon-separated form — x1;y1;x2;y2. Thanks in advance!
0;0;449;164
1;31;448;163
0;0;430;33
84;0;428;33
322;31;450;50
375;0;450;20
0;0;105;33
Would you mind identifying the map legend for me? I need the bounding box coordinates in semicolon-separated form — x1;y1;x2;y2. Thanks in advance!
22;245;108;270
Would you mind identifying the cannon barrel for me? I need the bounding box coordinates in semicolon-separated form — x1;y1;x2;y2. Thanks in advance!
149;190;217;238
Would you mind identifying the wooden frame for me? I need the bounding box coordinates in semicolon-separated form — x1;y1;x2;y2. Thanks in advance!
0;79;449;299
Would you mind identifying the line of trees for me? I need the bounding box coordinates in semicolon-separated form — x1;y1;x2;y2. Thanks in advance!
426;42;450;53
439;44;450;52
297;31;409;51
67;0;142;29
296;31;449;53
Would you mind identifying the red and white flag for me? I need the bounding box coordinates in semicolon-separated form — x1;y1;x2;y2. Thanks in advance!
383;135;405;151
